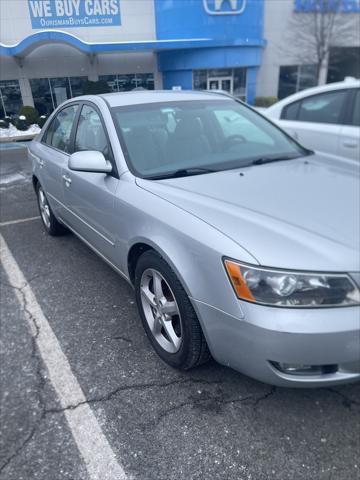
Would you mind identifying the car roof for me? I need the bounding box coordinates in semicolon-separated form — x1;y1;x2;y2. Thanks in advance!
98;89;233;107
266;78;360;115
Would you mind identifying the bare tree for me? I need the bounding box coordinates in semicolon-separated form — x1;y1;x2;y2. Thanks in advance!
283;0;358;85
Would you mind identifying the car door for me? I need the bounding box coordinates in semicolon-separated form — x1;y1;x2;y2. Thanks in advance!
277;89;348;155
32;104;79;218
338;88;360;161
61;102;120;262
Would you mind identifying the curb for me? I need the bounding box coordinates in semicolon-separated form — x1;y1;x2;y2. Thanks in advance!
0;133;38;143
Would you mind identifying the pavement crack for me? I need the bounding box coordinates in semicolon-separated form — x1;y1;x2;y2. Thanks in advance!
0;273;44;292
111;334;132;344
0;279;48;474
45;381;278;425
252;386;276;408
325;388;360;409
0;279;26;290
154;386;276;426
44;378;224;414
155;393;254;425
0;412;46;474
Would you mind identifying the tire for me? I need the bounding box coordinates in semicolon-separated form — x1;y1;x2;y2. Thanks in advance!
36;183;67;236
134;250;210;370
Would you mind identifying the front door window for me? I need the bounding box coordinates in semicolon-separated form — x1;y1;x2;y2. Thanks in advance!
74;105;111;160
42;104;78;153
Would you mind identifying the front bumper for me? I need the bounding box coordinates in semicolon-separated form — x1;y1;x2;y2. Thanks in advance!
193;299;360;387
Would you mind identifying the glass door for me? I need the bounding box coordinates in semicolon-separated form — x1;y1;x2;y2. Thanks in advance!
208;78;220;91
207;77;233;94
220;78;233;94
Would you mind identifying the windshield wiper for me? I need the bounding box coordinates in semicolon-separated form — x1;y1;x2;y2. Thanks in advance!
251;155;301;165
251;154;301;166
148;167;216;180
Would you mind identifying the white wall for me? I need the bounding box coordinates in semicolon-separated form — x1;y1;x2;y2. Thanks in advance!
1;44;157;80
256;0;360;98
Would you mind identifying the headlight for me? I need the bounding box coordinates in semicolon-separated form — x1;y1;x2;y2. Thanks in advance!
224;259;360;308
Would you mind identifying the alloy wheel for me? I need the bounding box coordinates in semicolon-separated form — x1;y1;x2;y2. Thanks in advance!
140;268;183;353
38;187;51;229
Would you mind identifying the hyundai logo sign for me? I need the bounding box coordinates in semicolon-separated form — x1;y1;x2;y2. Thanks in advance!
203;0;247;15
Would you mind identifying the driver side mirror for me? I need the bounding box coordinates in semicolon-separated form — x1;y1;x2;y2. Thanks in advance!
68;151;112;174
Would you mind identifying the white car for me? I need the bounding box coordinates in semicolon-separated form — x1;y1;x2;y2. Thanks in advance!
264;79;360;161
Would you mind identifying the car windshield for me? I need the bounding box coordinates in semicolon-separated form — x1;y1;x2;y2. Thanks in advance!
112;99;307;179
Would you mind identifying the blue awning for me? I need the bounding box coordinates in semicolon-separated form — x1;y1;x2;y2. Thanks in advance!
0;30;266;57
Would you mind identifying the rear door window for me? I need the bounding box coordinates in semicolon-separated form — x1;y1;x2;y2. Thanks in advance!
297;90;347;125
281;90;348;125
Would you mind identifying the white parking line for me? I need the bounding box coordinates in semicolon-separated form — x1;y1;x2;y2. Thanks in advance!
0;234;127;480
0;216;40;227
0;173;27;185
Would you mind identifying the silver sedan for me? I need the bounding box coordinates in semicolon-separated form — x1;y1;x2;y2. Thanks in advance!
29;90;360;387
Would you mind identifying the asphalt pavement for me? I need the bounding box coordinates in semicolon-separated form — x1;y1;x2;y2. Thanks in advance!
0;143;359;480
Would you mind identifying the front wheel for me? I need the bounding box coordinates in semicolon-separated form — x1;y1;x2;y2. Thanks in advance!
36;183;67;236
134;250;210;370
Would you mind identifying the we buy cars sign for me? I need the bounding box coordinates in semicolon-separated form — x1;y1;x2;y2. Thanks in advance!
28;0;121;28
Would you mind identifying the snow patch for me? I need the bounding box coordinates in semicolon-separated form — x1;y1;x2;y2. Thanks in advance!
0;123;41;138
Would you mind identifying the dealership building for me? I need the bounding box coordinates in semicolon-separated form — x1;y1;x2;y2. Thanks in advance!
0;0;359;118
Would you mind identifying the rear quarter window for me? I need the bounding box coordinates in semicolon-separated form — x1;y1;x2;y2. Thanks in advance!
280;90;348;125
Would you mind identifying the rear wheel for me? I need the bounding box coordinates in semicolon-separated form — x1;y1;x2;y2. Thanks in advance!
36;183;67;236
134;250;210;370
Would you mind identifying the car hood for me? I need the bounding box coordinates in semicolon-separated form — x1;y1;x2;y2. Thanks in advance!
136;155;360;272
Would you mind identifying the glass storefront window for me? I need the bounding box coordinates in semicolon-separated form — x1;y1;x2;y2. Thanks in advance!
298;65;317;91
278;66;298;99
278;65;317;99
69;77;87;97
193;70;207;90
99;75;123;92
233;68;247;100
30;76;87;115
30;78;53;115
193;68;247;101
208;68;233;78
327;47;360;84
50;77;71;107
133;73;155;90
0;80;22;117
99;73;155;93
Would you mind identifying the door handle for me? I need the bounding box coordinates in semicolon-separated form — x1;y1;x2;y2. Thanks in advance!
62;174;72;186
29;152;44;167
343;141;358;149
